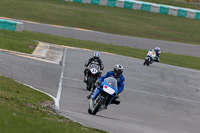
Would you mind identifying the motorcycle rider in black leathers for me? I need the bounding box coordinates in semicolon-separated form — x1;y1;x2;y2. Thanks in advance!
84;52;104;83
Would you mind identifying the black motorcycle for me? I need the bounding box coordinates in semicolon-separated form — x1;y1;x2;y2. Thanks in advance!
85;64;102;91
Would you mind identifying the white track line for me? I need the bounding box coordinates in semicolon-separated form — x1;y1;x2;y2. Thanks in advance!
22;83;56;102
125;88;200;104
55;48;67;109
2;75;57;104
63;77;82;82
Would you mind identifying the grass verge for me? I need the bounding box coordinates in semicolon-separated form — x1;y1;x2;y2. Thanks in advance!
0;75;106;133
0;0;200;45
0;29;200;70
0;34;37;54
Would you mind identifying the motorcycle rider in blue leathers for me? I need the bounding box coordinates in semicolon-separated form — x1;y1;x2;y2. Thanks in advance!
88;64;125;109
149;47;161;63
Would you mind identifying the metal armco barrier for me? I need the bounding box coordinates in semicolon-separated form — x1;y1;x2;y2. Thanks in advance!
0;19;23;32
63;0;200;20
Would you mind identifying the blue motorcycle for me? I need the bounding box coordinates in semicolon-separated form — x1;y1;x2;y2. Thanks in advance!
88;77;118;115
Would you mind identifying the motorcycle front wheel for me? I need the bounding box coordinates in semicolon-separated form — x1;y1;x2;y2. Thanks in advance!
91;97;104;115
143;59;149;66
87;77;96;91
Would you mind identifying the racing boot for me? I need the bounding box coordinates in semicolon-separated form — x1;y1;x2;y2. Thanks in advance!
102;105;107;110
87;93;91;99
154;58;159;62
83;76;87;83
111;95;120;105
87;90;94;99
84;73;88;83
83;69;88;83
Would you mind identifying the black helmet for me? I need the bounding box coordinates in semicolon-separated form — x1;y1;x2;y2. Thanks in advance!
93;52;100;59
114;64;123;77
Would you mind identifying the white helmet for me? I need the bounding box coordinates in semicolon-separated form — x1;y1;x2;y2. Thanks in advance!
114;64;123;77
93;52;100;59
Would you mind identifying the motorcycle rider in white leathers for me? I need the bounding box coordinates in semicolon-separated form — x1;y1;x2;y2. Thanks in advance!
148;47;161;63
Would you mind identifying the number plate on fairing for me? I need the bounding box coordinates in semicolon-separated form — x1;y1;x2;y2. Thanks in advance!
90;68;98;74
103;85;115;95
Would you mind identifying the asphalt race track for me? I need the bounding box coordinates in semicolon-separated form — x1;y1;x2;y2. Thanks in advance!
1;17;200;133
1;47;200;133
23;20;200;57
1;17;200;57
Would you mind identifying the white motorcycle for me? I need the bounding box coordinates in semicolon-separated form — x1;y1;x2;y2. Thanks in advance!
143;50;156;66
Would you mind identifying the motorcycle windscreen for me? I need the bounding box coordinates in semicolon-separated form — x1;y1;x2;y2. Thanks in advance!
89;64;100;70
103;77;118;95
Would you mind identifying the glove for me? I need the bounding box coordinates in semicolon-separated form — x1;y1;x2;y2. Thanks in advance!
96;81;101;86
